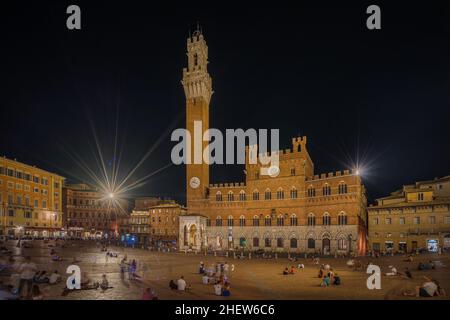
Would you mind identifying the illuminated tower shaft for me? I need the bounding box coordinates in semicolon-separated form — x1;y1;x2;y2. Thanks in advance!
182;30;212;212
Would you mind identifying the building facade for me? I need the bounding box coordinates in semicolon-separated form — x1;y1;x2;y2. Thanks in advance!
368;175;450;253
0;156;64;237
123;197;186;247
62;183;128;238
178;31;368;255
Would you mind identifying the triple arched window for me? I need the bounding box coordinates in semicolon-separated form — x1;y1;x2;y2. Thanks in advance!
338;212;348;225
290;214;298;226
323;184;331;196
216;192;222;201
276;215;284;226
290;187;298;199
227;192;234;202
276;188;284;199
307;186;316;197
239;190;246;201
307;213;316;226
253;190;259;200
338;182;348;194
323;212;331;226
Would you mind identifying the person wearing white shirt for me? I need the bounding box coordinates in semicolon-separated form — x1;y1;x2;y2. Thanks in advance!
49;270;62;284
177;276;187;291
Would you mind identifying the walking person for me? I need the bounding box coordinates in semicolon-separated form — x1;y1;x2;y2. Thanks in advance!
18;256;37;299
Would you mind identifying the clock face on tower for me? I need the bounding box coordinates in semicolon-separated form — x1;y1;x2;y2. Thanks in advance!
189;176;200;189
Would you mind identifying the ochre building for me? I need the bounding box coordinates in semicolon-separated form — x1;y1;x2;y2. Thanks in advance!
368;175;450;253
0;156;64;237
178;31;368;255
123;197;186;247
62;183;128;238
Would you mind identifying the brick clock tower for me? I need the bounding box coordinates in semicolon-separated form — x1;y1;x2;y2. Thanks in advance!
182;29;212;214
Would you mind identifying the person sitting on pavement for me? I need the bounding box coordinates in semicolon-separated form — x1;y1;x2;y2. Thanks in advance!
177;276;189;291
385;266;398;276
333;273;341;285
49;270;62;284
169;280;178;290
100;274;109;290
283;267;289;275
222;282;231;296
214;282;222;296
403;276;441;298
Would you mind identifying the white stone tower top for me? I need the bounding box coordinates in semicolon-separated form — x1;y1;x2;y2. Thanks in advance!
181;29;213;104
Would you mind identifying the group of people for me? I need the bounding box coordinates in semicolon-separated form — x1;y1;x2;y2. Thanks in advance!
282;266;297;275
119;255;141;280
33;270;62;284
169;275;191;291
318;264;341;287
199;261;232;296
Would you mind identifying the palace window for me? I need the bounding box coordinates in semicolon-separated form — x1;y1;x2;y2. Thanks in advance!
307;213;316;226
253;190;259;200
428;216;436;224
290;187;298;199
264;189;271;200
373;218;379;225
227;192;234;202
418;193;424;201
239;216;246;227
307;238;315;249
253;237;259;247
290;168;296;176
307;187;316;197
216;216;223;227
265;238;271;248
276;188;284;199
253;215;259;226
239;190;246;201
290;238;297;248
264;216;272;226
227;215;234;227
277;238;284;248
323;213;331;226
385;217;391;225
276;215;284;226
399;217;405;225
290;214;298;226
216;192;222;201
206;219;211;227
338;239;348;250
338;212;348;225
338;183;348;194
323;184;331;196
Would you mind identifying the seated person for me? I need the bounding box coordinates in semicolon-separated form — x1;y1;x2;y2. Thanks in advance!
404;277;439;298
49;270;62;284
385;266;398;276
214;282;222;296
318;269;324;278
289;266;295;274
320;275;330;287
222;283;231;296
297;263;305;269
51;255;62;261
100;274;109;290
202;275;209;285
333;274;341;285
283;267;289;275
169;280;178;290
177;276;187;291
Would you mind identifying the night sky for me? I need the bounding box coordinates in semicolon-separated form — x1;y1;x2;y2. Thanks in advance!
1;1;449;205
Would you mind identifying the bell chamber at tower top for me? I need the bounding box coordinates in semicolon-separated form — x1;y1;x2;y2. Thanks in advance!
181;31;213;103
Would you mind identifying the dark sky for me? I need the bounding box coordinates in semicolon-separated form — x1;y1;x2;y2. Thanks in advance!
1;1;449;205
